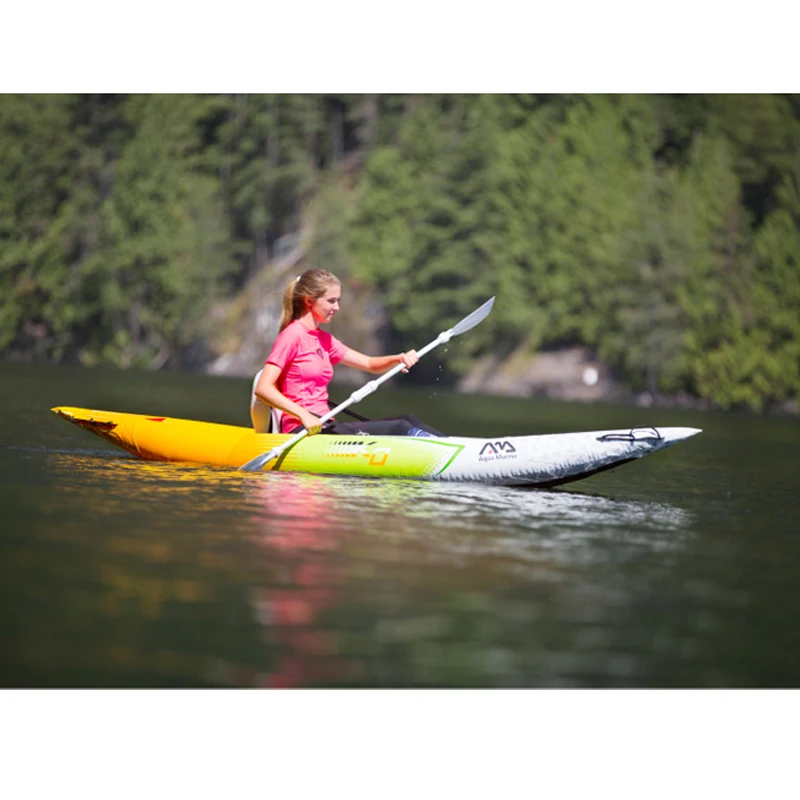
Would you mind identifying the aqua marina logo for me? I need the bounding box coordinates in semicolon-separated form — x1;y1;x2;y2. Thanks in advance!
479;441;517;457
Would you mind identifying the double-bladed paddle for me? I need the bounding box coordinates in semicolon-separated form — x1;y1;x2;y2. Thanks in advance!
239;296;495;473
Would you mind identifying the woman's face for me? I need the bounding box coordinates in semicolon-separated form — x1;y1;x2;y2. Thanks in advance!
308;284;340;325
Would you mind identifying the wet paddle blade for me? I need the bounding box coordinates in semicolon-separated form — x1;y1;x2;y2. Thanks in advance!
450;297;495;336
240;450;277;472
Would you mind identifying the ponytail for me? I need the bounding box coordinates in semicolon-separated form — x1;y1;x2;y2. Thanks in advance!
278;269;341;331
279;276;299;332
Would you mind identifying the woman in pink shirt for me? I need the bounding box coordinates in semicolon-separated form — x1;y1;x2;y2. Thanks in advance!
252;269;444;437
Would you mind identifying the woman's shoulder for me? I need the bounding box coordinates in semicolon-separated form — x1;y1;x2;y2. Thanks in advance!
268;320;304;358
274;320;345;351
316;328;347;349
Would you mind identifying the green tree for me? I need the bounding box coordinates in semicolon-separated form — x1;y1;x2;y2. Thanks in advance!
73;94;234;368
0;94;105;359
0;94;234;368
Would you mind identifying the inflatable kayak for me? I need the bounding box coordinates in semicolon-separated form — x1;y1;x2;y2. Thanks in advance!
51;406;701;488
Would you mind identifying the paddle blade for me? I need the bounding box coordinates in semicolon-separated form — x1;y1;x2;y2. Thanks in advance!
450;296;495;337
240;450;276;472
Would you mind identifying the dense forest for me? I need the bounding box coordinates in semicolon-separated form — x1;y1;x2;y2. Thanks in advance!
1;94;798;411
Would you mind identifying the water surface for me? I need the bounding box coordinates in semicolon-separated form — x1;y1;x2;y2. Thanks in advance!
1;361;798;687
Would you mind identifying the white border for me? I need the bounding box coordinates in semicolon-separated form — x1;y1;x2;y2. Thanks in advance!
1;689;796;799
3;3;796;92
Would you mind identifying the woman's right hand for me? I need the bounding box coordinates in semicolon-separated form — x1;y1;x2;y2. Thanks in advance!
298;410;323;435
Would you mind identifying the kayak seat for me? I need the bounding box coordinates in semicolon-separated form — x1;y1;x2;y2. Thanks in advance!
250;369;283;434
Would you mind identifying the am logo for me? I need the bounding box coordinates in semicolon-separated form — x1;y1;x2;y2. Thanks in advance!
479;441;517;456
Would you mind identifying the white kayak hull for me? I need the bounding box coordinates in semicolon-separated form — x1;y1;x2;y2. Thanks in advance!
433;426;702;486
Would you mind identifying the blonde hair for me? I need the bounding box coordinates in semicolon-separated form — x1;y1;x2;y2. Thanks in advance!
279;268;341;331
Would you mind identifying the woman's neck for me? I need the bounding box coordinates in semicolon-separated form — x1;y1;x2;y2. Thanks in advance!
296;312;320;331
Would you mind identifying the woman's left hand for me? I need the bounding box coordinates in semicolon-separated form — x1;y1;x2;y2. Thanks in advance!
398;350;419;372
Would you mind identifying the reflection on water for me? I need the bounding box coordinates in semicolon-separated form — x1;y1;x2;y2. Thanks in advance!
247;473;694;559
1;444;699;687
5;361;800;687
3;451;267;687
241;473;694;687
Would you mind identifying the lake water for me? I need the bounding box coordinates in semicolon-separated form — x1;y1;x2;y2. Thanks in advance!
1;361;798;687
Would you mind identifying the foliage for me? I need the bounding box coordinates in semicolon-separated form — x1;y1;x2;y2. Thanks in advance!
349;94;800;408
0;95;234;367
1;93;798;410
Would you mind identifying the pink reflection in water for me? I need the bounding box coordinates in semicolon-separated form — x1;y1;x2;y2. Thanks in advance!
248;476;355;688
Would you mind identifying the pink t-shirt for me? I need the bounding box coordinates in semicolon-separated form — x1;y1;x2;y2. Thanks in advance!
265;320;349;433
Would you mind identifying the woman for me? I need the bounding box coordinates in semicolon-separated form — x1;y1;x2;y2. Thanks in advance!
251;269;444;438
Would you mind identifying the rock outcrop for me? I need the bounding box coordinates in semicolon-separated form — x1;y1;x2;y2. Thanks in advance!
459;345;621;402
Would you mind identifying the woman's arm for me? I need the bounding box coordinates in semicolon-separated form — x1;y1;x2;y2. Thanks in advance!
339;349;419;374
254;364;323;434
